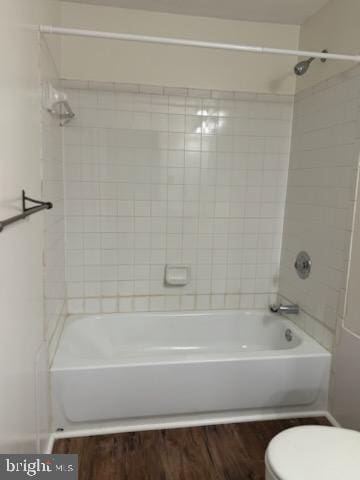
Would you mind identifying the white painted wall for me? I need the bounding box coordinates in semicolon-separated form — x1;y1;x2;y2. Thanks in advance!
0;0;60;453
331;326;360;429
343;181;360;338
330;147;360;430
59;2;299;95
296;0;360;92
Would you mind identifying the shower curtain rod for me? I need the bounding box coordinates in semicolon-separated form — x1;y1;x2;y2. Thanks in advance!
40;25;360;62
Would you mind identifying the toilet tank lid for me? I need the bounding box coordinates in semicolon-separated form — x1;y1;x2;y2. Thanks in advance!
266;426;360;480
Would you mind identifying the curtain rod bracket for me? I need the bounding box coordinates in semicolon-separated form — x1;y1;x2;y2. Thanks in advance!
0;191;53;233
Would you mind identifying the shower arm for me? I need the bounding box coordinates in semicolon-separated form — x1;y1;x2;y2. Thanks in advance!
39;25;360;63
303;50;328;66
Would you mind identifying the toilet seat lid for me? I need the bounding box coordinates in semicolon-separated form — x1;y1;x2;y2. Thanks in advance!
266;426;360;480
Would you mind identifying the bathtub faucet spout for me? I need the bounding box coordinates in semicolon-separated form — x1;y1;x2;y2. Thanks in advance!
270;303;299;315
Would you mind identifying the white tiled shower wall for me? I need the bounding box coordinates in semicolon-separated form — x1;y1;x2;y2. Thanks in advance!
41;41;67;360
41;106;67;357
279;65;360;351
62;83;293;314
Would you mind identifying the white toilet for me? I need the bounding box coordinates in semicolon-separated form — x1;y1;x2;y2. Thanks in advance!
265;425;360;480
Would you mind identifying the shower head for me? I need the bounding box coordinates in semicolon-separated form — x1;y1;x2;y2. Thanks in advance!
294;49;328;76
294;57;314;76
44;83;75;126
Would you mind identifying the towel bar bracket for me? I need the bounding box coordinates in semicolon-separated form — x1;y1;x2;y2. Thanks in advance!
0;190;53;233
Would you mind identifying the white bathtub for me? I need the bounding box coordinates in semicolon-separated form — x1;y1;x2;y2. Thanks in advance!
51;310;331;432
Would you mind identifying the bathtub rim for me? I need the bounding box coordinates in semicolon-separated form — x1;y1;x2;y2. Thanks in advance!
51;309;331;371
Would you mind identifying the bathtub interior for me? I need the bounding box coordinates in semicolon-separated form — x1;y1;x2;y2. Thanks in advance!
52;310;311;367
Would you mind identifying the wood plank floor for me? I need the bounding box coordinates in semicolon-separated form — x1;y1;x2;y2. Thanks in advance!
54;417;330;480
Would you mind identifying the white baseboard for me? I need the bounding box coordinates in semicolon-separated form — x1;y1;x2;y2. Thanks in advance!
45;435;55;454
48;409;331;446
325;411;341;427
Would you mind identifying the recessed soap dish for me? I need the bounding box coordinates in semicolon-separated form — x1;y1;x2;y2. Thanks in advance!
165;265;190;286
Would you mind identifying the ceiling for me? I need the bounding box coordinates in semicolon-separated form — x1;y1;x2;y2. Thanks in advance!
62;0;330;25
